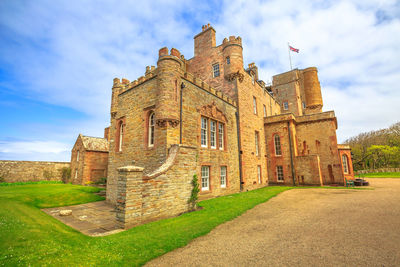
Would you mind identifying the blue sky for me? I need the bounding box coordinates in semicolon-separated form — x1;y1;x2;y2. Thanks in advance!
1;0;399;161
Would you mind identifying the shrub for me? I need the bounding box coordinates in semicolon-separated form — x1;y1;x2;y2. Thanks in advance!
188;174;200;211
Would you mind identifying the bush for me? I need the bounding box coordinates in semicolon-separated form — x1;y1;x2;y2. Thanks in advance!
188;174;200;211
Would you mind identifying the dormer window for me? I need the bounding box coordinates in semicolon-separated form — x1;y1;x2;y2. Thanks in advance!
213;63;220;77
226;57;230;64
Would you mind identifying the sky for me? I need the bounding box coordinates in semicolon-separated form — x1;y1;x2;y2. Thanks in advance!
0;0;399;161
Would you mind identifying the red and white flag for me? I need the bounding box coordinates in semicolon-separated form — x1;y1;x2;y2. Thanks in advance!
289;45;299;53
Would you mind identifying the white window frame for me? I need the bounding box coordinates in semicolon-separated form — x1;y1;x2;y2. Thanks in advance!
257;165;262;184
201;117;208;147
210;120;217;149
342;155;349;174
283;101;289;110
218;123;224;150
76;150;79;161
148;112;155;147
201;166;210;191
255;131;260;156
277;166;284;181
253;96;257;115
213;63;220;77
274;135;282;156
220;166;227;188
263;105;267;118
118;123;124;152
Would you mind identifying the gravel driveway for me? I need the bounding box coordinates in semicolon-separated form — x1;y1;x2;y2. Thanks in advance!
146;178;400;266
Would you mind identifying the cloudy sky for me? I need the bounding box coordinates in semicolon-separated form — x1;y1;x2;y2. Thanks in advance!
0;0;399;161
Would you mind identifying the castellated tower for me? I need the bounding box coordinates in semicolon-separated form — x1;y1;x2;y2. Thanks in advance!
302;67;323;114
222;36;243;79
110;78;123;118
156;47;183;146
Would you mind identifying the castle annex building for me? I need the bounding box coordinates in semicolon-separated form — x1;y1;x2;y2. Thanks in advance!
72;25;354;228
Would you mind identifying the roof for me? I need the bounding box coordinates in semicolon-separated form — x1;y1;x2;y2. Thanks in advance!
80;135;109;152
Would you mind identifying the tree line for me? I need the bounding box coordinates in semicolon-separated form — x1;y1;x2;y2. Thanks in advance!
345;122;400;171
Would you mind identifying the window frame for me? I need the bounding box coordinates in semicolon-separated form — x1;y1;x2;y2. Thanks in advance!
274;134;282;156
218;123;224;150
283;101;289;110
226;56;230;65
148;111;155;147
277;165;284;181
220;166;227;188
210;120;217;149
118;122;124;152
213;63;220;78
253;96;257;115
201;166;210;191
255;131;260;156
342;154;349;174
257;165;262;184
201;117;208;148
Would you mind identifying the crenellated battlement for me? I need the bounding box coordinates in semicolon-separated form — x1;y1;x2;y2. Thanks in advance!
222;35;242;50
182;72;237;107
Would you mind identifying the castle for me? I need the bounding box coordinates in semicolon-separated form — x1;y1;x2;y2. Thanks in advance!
71;25;354;228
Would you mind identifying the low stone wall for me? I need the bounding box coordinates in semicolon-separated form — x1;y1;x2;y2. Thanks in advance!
356;168;400;175
116;145;197;229
0;160;71;183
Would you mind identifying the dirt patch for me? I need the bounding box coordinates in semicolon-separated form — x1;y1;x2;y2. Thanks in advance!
146;178;400;266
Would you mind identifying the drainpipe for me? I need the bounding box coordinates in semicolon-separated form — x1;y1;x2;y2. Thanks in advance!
236;111;243;190
180;82;185;144
287;120;296;186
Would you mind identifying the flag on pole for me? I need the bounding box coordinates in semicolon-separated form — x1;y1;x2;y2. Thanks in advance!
289;45;299;53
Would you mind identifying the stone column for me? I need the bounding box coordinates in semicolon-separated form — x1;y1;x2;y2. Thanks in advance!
116;166;144;229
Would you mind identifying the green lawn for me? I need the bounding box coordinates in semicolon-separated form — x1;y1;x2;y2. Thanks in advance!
0;183;291;266
357;172;400;178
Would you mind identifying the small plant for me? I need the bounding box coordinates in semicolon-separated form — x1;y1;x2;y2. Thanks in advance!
0;176;5;183
188;174;200;211
60;167;71;183
94;177;107;184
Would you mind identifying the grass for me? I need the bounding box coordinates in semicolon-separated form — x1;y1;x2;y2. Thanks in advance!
0;183;291;266
357;172;400;178
0;181;63;186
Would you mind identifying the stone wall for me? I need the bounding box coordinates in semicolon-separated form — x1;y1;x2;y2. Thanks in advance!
116;145;197;229
0;160;70;183
356;168;400;174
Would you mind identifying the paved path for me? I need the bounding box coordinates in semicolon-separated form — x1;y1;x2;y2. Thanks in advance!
146;178;400;266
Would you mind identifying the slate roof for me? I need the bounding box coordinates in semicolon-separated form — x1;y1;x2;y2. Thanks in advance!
80;135;109;152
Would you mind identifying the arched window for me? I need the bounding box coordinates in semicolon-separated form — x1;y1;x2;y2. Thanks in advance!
148;112;155;147
274;135;282;156
342;154;349;174
118;122;124;152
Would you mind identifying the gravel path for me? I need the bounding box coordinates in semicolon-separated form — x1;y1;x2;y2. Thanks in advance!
146;178;400;266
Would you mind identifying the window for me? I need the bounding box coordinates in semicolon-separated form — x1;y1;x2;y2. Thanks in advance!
274;135;282;156
218;123;224;150
76;150;79;161
255;131;260;156
148;112;155;147
283;101;289;110
226;57;230;64
201;117;208;147
342;155;349;174
118;122;124;152
263;105;267;118
201;166;210;191
213;63;220;77
74;169;78;180
210;120;217;149
251;74;255;85
257;165;262;184
302;101;306;109
253;96;257;115
220;166;227;188
277;166;284;181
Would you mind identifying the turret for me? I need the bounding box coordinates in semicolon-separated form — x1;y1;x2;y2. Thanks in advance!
111;78;123;118
302;67;323;114
222;36;243;78
156;47;183;127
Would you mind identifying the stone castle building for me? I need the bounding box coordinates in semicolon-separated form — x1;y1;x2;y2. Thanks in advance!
73;25;354;228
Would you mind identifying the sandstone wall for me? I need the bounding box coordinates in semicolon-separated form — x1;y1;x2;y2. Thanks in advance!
0;160;70;183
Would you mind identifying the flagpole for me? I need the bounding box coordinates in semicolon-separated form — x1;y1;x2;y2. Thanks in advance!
287;42;292;70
